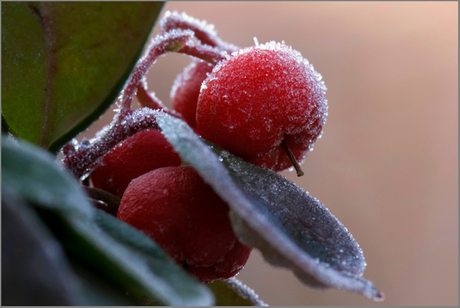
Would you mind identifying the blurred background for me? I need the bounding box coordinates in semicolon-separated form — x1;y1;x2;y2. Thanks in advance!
82;2;458;306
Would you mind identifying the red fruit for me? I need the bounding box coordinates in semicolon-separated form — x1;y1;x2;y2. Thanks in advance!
90;129;181;197
171;59;214;129
196;41;328;172
117;165;252;283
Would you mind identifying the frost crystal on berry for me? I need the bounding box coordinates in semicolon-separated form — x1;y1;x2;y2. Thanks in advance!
196;40;328;172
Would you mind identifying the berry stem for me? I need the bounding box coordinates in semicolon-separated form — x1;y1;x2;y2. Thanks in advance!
160;11;238;54
136;78;168;111
62;108;162;179
160;11;221;48
177;43;228;65
120;29;225;119
281;140;304;177
84;186;121;216
120;30;194;117
136;80;185;120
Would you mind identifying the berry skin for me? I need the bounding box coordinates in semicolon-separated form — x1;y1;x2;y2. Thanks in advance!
171;59;214;129
90;129;181;197
196;41;328;172
117;165;252;283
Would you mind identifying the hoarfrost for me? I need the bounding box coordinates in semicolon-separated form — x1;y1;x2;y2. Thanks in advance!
161;10;218;39
221;278;268;306
157;113;384;301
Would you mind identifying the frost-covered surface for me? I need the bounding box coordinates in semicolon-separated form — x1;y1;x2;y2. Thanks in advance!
196;40;328;172
5;136;215;306
157;112;384;301
63;108;162;179
160;10;238;53
222;278;268;306
170;59;214;128
120;29;194;113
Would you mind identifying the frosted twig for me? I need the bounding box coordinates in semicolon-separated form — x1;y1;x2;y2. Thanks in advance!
62;108;163;179
63;15;238;180
136;80;184;120
177;42;229;65
160;10;220;48
221;278;268;306
136;76;169;110
120;29;194;117
160;11;239;54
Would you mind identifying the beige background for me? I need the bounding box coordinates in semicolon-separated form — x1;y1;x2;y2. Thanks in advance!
82;2;458;306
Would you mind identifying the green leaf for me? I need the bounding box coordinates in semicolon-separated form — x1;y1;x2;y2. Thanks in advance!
93;209;215;306
207;279;267;306
155;112;384;301
2;135;215;306
2;188;81;306
69;258;137;306
2;134;94;219
2;2;163;153
36;210;214;306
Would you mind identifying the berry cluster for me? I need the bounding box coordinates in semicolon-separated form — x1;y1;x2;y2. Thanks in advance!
64;11;327;283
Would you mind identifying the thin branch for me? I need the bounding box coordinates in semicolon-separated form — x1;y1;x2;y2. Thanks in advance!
119;30;194;117
136;81;184;120
160;11;239;53
62;108;163;179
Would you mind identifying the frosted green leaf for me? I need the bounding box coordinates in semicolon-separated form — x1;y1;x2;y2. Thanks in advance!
156;112;384;301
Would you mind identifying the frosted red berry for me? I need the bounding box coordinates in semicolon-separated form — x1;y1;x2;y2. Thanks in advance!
117;165;252;283
171;59;214;129
196;41;328;172
90;129;181;197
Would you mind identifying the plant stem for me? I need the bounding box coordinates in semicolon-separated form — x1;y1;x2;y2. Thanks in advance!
62;108;162;179
281;140;304;177
120;30;194;117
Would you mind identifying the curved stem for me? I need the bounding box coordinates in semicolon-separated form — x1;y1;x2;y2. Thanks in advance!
160;11;220;48
63;24;233;179
120;30;194;117
62;108;163;179
136;82;185;120
177;43;228;65
160;11;239;54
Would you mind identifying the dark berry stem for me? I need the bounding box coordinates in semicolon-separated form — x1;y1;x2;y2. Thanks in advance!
84;186;120;216
281;140;304;177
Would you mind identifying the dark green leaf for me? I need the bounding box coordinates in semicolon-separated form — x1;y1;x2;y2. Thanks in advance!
1;188;81;306
2;134;94;219
2;2;163;153
2;113;10;134
2;135;215;306
69;258;137;306
36;210;214;306
94;209;215;306
207;278;267;306
156;112;384;301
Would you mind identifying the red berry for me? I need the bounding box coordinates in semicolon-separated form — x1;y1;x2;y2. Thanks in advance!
117;165;252;283
171;59;214;129
90;129;181;197
196;41;328;172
